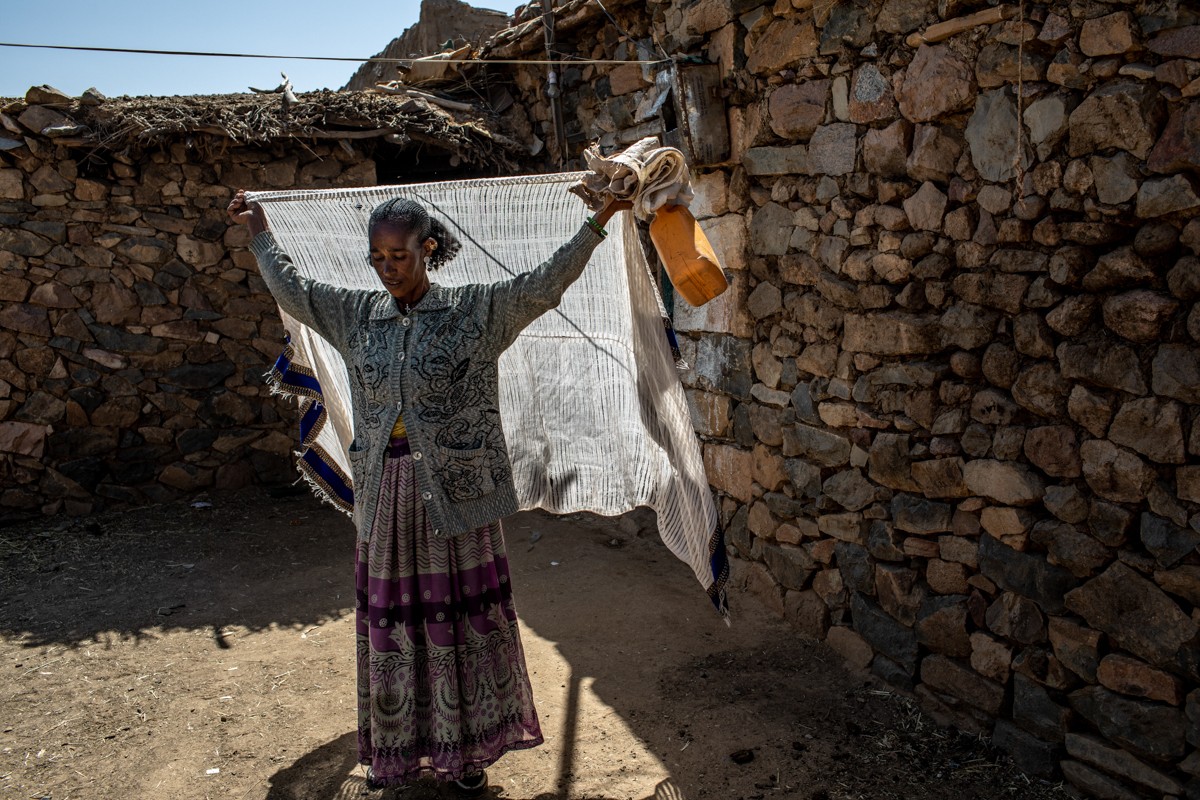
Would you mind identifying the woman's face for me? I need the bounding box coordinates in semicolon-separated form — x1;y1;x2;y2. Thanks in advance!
368;221;434;301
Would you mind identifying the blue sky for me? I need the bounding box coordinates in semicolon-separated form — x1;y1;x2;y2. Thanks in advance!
0;0;525;98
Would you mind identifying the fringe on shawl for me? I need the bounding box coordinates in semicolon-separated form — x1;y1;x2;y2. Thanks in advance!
265;335;355;516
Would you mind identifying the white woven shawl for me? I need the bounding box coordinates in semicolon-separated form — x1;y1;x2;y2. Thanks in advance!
246;174;727;614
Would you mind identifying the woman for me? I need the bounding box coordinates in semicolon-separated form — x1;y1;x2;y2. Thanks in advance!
227;189;629;796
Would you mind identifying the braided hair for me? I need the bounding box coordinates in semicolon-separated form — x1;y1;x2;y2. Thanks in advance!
367;198;461;271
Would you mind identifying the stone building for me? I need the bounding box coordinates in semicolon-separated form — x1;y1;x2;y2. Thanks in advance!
469;0;1198;797
3;0;1200;796
0;88;523;517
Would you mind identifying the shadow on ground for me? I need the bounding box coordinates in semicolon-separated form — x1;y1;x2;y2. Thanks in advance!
0;490;1070;800
0;488;356;649
263;730;691;800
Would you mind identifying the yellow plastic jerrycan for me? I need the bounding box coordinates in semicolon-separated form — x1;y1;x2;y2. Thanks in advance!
648;204;729;307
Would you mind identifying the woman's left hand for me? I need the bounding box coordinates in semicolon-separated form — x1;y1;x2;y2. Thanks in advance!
227;189;270;237
593;199;633;227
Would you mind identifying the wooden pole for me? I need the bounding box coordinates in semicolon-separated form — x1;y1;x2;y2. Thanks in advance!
542;0;569;165
905;5;1017;47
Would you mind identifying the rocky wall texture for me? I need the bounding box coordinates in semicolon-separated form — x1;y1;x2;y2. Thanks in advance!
504;0;1200;796
0;116;376;520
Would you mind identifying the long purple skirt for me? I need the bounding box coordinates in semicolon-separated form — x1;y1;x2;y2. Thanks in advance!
355;436;543;786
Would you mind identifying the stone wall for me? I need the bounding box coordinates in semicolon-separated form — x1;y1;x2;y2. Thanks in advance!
0;121;376;519
500;1;1200;796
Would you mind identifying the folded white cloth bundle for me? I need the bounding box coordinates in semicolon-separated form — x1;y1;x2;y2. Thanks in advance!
569;137;695;220
246;173;727;615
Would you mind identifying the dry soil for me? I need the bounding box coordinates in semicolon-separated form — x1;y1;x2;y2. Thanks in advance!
0;488;1072;800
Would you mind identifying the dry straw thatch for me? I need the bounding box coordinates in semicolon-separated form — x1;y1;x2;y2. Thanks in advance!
2;89;522;168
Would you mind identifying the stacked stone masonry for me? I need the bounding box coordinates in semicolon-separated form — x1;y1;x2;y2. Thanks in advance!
0;122;378;518
3;0;1200;796
498;0;1200;797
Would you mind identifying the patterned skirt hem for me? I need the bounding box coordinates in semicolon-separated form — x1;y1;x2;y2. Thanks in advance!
356;733;545;786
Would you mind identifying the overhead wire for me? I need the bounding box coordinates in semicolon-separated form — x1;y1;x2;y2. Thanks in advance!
0;41;669;66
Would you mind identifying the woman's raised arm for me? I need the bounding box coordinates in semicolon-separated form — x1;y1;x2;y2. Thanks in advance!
227;189;368;352
486;199;632;352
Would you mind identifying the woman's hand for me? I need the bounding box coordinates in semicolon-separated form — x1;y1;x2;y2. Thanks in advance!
227;189;269;237
593;199;633;228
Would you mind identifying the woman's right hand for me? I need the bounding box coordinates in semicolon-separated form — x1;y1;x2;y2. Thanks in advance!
227;189;269;237
593;198;633;228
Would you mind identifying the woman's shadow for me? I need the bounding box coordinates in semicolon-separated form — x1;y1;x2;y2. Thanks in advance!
263;732;683;800
264;732;374;800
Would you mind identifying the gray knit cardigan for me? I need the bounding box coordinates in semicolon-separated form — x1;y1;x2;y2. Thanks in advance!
250;224;604;539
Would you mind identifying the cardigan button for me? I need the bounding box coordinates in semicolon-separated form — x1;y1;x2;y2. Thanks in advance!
422;491;432;501
402;318;411;327
412;451;422;460
434;529;443;538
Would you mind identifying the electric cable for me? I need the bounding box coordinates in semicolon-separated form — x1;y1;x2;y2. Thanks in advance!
0;41;668;66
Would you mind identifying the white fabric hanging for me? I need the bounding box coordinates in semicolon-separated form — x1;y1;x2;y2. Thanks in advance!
246;173;728;615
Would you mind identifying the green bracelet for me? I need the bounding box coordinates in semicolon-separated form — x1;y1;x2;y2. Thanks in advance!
585;216;607;238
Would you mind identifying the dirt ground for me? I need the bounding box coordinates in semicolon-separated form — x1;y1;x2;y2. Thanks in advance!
0;488;1072;800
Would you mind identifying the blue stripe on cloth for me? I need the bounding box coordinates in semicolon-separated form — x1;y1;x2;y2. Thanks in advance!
301;446;355;506
267;334;355;513
662;316;684;366
272;345;323;396
708;515;730;616
299;400;324;439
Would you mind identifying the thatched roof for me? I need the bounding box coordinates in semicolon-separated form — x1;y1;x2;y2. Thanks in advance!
0;89;523;168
